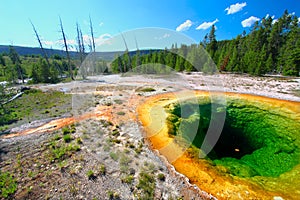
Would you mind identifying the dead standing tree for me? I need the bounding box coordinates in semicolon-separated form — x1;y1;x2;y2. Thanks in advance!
135;36;140;68
121;32;132;72
76;22;88;79
76;22;85;64
89;16;102;75
89;15;96;53
30;20;51;69
59;17;73;80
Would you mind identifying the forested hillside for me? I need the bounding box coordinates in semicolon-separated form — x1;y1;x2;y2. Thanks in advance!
212;10;300;76
112;10;300;76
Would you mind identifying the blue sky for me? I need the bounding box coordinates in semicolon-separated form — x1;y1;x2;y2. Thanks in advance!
0;0;299;51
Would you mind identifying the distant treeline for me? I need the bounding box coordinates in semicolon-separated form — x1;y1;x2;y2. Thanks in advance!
112;10;300;76
0;45;78;58
0;46;109;84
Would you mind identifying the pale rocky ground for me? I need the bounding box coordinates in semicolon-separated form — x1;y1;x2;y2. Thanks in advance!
1;73;299;200
184;73;300;102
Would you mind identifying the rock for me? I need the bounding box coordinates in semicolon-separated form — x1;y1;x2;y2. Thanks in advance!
129;168;135;175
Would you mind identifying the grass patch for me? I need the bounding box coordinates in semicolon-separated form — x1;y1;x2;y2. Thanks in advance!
0;89;71;131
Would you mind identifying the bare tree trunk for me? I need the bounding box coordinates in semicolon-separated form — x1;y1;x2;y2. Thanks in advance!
135;37;140;68
76;22;87;79
59;17;73;80
89;15;96;53
76;22;83;64
121;33;131;72
79;28;85;59
30;20;51;69
88;38;93;52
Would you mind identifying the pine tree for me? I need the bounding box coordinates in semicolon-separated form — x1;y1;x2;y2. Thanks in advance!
8;46;25;83
206;25;217;60
31;64;40;83
265;53;273;74
282;17;300;76
0;54;6;76
40;59;50;83
255;44;267;75
228;46;237;72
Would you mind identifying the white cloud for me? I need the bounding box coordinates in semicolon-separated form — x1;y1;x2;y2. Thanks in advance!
163;33;170;38
241;16;260;27
74;34;112;48
176;20;193;32
196;19;219;30
225;2;247;15
41;34;112;51
82;34;91;45
94;33;112;46
58;39;76;45
56;39;77;51
42;41;54;47
155;33;171;40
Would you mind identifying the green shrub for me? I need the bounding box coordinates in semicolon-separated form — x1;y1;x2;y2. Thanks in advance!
52;147;66;160
0;171;17;198
67;144;80;152
76;137;83;144
157;173;166;181
63;134;72;143
112;130;120;136
99;164;106;175
86;170;95;180
121;175;134;184
137;172;155;199
62;126;71;135
54;134;61;141
107;190;119;199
